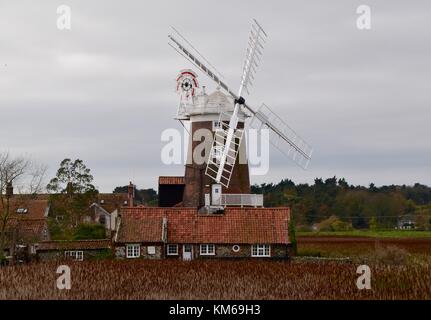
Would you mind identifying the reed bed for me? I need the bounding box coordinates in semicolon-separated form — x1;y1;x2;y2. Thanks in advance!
1;259;430;300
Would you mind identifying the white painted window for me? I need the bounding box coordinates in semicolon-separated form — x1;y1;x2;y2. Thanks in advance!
147;246;156;255
126;244;140;258
65;250;84;261
212;120;223;131
200;244;215;256
251;244;270;257
212;146;223;162
167;244;178;256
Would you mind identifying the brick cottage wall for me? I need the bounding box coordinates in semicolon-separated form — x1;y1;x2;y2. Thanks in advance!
115;244;163;259
38;249;110;261
165;244;289;260
215;244;288;259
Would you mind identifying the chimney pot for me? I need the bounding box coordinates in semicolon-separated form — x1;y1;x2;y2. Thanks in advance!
6;182;13;198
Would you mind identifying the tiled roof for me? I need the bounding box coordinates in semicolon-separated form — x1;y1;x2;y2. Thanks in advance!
119;207;290;244
37;240;111;251
159;176;185;185
1;217;49;246
116;209;165;243
1;198;49;220
16;219;49;243
97;193;129;213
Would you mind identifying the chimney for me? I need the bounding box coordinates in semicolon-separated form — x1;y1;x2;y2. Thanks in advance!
127;181;134;207
6;182;13;198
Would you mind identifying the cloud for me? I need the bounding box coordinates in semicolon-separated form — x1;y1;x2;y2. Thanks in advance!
0;0;430;191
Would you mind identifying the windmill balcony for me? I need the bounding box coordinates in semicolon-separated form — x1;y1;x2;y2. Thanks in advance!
214;194;264;208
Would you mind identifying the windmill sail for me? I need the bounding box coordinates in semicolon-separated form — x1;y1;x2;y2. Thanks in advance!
168;19;312;187
205;19;266;187
249;104;313;169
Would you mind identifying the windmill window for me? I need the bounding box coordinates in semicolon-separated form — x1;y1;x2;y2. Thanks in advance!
213;146;223;162
213;120;223;131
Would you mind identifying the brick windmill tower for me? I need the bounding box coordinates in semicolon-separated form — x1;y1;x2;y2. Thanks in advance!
159;20;312;211
177;72;251;207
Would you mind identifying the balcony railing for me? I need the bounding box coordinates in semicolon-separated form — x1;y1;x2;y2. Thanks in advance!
216;194;264;207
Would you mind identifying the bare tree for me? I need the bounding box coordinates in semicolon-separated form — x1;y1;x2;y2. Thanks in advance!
0;152;46;262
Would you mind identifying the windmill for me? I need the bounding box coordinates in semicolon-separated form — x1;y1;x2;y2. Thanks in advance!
168;19;313;190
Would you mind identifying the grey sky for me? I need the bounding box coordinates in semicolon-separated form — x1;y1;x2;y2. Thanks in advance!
1;0;430;191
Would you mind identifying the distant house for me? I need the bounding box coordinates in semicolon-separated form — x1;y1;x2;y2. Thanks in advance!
114;207;291;260
397;216;416;230
85;183;134;232
1;196;51;262
87;193;129;231
114;209;167;259
36;240;112;261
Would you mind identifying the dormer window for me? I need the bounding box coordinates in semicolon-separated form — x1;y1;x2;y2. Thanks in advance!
16;208;28;214
100;199;105;204
123;200;128;206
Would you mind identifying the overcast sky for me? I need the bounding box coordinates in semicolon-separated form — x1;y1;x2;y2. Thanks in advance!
1;0;430;192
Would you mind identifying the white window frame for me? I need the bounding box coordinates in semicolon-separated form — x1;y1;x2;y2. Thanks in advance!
167;244;178;256
147;246;156;255
251;244;270;257
200;244;215;256
126;244;140;258
212;120;223;132
65;250;84;261
212;146;224;162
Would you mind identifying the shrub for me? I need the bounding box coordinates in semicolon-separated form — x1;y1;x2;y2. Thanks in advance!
296;225;312;232
73;224;106;240
318;215;353;232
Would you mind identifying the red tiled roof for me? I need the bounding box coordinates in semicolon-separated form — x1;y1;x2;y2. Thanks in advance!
116;209;165;243
37;240;111;251
159;176;185;185
119;207;290;244
1;198;49;220
16;219;49;243
97;193;129;213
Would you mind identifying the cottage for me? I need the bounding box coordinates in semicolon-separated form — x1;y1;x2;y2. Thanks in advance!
1;197;51;262
114;207;291;260
114;209;167;259
85;183;134;232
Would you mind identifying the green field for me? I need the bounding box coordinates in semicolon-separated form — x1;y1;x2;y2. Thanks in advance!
297;230;431;238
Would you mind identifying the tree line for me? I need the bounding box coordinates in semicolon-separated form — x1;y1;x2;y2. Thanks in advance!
251;177;431;230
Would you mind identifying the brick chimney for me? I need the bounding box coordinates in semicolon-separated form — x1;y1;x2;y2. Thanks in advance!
127;181;134;207
6;181;13;198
